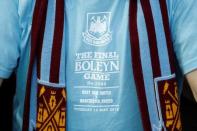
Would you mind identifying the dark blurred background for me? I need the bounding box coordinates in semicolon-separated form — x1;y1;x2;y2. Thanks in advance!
0;74;15;131
0;75;197;131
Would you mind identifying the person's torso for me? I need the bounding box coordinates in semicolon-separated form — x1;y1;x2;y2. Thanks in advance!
14;0;179;131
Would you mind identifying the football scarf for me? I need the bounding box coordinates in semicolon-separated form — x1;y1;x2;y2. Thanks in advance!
22;0;182;131
129;0;182;131
22;0;66;130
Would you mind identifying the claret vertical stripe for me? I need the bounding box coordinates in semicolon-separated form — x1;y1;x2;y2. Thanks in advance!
140;0;163;123
49;0;65;83
129;0;152;131
37;0;49;79
22;0;48;130
159;0;176;73
140;0;161;77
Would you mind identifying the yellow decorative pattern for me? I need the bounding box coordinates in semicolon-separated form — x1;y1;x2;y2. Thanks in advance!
36;85;66;131
157;78;182;131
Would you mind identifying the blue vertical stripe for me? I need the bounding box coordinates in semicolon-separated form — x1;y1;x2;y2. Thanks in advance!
149;0;171;76
40;0;56;81
59;19;66;84
137;1;161;129
29;61;37;130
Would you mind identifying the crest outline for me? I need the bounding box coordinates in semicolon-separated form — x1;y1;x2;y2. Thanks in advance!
82;12;112;46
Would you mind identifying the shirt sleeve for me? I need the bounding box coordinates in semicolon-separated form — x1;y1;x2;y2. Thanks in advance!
170;0;197;75
0;0;21;78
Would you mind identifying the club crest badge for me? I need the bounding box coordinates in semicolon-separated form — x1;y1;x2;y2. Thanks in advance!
82;12;112;46
36;84;67;131
154;74;182;131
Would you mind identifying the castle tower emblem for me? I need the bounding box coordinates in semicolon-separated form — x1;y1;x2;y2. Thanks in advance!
82;12;112;46
36;85;67;131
